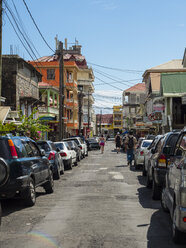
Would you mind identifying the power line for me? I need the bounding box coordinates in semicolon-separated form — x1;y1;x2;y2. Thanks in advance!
22;0;55;53
88;61;143;73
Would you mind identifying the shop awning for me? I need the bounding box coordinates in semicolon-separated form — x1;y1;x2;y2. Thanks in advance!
161;73;186;97
0;106;11;123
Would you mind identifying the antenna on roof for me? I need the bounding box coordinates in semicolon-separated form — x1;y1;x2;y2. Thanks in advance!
55;35;59;50
75;38;79;45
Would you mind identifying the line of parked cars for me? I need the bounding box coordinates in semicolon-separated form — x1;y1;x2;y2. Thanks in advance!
0;135;101;226
135;128;186;243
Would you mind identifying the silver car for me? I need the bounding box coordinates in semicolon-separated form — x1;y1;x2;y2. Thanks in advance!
134;139;153;170
161;129;186;244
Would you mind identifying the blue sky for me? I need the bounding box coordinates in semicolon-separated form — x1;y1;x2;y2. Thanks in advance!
2;0;186;113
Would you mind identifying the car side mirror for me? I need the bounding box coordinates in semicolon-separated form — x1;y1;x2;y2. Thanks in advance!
40;149;46;156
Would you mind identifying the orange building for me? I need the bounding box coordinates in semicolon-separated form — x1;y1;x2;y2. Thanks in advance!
29;55;79;137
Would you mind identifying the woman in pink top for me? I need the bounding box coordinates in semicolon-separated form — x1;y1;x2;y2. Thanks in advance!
99;134;106;154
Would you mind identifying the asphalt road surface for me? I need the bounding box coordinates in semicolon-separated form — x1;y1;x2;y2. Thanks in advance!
0;140;185;248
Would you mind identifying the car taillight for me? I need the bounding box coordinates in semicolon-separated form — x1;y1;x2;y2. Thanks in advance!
158;154;166;168
8;139;18;159
60;152;67;157
140;151;144;156
48;151;55;160
183;217;186;222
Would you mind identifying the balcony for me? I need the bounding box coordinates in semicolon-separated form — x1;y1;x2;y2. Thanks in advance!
38;106;59;116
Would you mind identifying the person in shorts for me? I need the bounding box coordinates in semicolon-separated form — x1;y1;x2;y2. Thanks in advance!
99;134;106;154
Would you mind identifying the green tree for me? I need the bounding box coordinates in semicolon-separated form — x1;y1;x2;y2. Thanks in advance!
17;108;50;141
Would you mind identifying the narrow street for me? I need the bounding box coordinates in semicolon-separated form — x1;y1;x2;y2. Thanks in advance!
0;140;185;248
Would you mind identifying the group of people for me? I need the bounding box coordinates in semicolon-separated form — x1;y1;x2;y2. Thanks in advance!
99;131;137;166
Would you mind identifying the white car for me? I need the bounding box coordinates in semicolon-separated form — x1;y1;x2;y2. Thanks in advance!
63;137;87;158
134;139;153;170
54;141;77;170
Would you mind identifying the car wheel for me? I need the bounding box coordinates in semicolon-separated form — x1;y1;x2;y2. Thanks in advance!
78;154;81;162
146;172;152;188
172;206;183;243
54;164;60;180
134;159;138;170
44;169;54;194
24;178;36;207
142;164;147;176
161;188;169;212
152;178;161;200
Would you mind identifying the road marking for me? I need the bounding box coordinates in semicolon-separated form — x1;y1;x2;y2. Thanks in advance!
99;168;108;170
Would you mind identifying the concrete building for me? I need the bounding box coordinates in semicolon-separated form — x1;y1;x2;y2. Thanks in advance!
2;55;41;117
143;59;186;133
113;105;123;135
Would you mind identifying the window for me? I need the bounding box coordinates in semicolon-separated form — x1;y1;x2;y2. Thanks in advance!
13;138;28;158
67;71;73;82
47;69;55;80
24;142;34;157
29;142;41;157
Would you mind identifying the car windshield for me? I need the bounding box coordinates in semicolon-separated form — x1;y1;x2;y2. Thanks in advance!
55;143;64;150
88;139;96;142
37;142;51;152
142;141;152;148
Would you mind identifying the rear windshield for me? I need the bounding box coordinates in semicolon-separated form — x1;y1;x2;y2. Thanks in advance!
55;143;64;150
142;141;152;148
166;134;179;153
37;142;51;152
0;139;11;159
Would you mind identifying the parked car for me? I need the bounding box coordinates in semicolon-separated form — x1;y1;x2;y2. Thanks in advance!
63;137;87;158
134;139;153;170
161;128;186;243
37;140;64;180
66;140;81;162
55;141;76;169
0;135;54;206
143;135;163;177
146;131;180;200
87;138;100;150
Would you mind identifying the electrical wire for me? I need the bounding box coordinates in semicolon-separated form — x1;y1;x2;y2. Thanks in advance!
87;61;143;73
22;0;55;53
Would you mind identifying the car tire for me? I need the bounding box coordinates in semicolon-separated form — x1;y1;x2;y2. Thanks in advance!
146;173;152;188
54;164;60;180
67;158;72;170
152;178;161;200
44;169;54;194
23;178;36;207
172;205;183;244
78;155;81;162
161;188;169;212
0;158;9;186
142;163;147;176
134;160;138;170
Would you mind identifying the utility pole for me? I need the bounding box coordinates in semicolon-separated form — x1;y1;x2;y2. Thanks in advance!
87;90;90;131
58;41;64;140
0;0;2;105
99;109;102;134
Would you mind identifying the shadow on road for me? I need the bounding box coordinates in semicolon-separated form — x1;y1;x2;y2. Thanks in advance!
146;209;186;248
136;176;186;247
1;191;47;217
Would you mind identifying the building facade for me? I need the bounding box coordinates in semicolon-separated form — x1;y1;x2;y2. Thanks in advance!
2;55;41;117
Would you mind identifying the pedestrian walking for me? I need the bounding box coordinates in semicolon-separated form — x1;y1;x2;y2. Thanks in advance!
115;132;121;153
99;134;106;154
124;130;137;166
